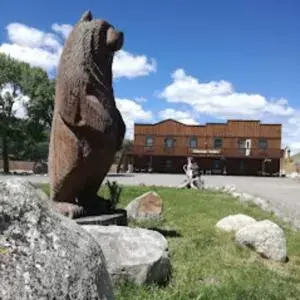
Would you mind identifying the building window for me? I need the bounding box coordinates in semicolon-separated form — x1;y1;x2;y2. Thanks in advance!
238;138;246;149
258;138;268;150
214;137;223;149
145;136;153;147
188;136;197;148
164;137;175;148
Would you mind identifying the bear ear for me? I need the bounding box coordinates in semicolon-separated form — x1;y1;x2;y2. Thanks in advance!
80;10;93;22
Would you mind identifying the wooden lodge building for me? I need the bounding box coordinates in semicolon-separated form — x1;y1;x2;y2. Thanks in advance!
127;119;283;176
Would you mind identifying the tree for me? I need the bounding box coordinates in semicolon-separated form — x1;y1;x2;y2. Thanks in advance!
0;53;54;173
21;67;55;128
8;122;49;161
0;54;24;173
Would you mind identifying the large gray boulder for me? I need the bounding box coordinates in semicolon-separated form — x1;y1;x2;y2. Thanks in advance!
216;214;257;232
0;178;114;300
125;191;164;222
235;220;287;262
83;225;171;285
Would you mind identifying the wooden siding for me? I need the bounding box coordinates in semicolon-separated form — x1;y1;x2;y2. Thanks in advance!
134;120;281;138
131;119;282;159
129;145;282;159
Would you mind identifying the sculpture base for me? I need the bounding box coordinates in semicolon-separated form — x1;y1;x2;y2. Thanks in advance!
75;209;127;226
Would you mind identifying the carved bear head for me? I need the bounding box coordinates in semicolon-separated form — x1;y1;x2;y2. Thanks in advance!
79;10;123;52
65;10;124;67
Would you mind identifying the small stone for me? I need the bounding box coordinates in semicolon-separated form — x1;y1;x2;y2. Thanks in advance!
235;220;287;262
126;191;163;221
216;214;257;232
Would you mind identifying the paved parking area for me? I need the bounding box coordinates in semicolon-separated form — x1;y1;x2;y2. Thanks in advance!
204;175;300;227
1;173;299;228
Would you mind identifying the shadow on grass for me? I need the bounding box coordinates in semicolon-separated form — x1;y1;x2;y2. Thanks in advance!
148;227;182;238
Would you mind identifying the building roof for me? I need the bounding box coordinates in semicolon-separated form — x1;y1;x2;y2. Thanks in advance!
134;119;199;126
134;118;282;127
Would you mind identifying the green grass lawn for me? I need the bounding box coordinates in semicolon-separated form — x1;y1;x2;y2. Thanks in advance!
39;184;300;300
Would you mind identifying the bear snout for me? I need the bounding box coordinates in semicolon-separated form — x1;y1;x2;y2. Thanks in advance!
106;27;124;52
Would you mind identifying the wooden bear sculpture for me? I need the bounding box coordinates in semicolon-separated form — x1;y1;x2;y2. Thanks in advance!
48;10;126;218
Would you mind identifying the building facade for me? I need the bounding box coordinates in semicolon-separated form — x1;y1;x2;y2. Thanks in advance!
127;119;283;176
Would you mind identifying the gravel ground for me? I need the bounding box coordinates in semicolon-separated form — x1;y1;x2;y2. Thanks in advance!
1;173;299;229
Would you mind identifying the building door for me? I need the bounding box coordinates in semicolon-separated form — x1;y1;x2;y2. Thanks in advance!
220;156;227;175
165;159;172;172
148;156;153;173
212;159;222;174
239;160;245;174
262;159;272;176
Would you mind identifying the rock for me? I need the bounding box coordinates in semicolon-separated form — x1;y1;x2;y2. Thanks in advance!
126;191;163;221
239;193;254;202
222;184;237;193
235;220;287;262
287;172;300;179
239;193;271;211
83;225;171;285
0;178;114;300
216;214;257;232
232;192;241;198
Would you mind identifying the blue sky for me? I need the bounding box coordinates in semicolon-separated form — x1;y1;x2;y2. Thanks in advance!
1;0;299;151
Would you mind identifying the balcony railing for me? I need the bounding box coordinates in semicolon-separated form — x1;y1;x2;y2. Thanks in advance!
127;145;283;158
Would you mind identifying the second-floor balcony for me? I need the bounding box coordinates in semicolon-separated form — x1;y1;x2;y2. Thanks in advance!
127;145;283;159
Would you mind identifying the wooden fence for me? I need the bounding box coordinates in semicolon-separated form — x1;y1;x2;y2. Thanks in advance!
0;160;36;172
0;160;119;173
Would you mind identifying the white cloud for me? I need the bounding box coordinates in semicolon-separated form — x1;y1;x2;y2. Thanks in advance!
0;23;62;73
113;50;156;78
160;69;294;118
282;113;300;154
13;98;28;119
288;116;300;126
0;43;61;73
134;97;147;103
0;22;157;79
6;23;61;50
158;108;198;125
0;84;29;119
116;98;153;139
51;23;73;39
